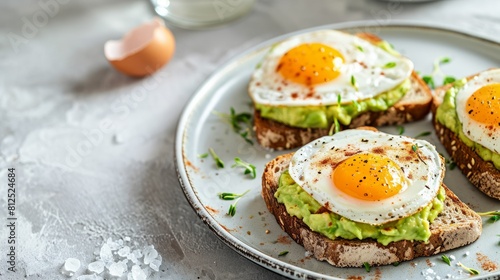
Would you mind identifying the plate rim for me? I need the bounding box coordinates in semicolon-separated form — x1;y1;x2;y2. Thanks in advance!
175;20;500;280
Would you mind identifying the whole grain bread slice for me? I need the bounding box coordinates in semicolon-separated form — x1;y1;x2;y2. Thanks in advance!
253;33;432;150
262;153;482;267
432;71;500;200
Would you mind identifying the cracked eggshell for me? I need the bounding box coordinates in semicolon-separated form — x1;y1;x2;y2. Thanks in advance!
104;18;175;77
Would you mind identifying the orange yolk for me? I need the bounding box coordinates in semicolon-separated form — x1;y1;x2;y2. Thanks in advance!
332;153;405;201
277;43;344;86
466;83;500;126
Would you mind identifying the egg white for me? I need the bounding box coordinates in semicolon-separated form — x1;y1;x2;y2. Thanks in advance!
288;129;443;225
455;69;500;154
249;30;413;106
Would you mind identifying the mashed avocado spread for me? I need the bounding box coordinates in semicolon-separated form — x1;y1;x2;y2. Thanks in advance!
256;42;411;129
256;79;410;129
436;79;500;169
275;171;446;245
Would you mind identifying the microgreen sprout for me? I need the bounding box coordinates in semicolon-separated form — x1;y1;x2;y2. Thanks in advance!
363;262;371;272
448;160;456;170
218;189;250;200
412;144;427;165
422;56;453;89
351;75;358;91
422;75;435;89
384;62;396;69
329;118;340;136
432;57;451;76
441;255;451;266
231;157;256;179
414;131;431;138
443;76;456;85
278;251;289;257
477;210;500;223
198;153;208;158
457;262;479;275
443;155;457;170
221;189;250;217
208;148;224;169
213;107;253;145
397;125;405;135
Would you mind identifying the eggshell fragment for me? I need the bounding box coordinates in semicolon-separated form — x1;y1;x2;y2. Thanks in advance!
105;18;175;77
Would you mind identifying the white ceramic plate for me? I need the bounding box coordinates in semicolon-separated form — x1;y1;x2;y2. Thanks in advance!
176;22;500;280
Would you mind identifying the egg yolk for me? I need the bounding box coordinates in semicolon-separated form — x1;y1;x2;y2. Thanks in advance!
466;83;500;126
277;43;344;86
332;153;405;201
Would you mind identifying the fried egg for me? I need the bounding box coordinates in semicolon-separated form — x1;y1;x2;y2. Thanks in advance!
455;69;500;153
288;129;443;225
249;30;413;106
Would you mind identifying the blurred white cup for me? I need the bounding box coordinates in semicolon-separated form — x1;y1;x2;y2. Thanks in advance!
150;0;255;29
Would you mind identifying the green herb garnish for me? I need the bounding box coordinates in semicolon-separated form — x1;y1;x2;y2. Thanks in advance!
477;210;500;223
337;94;342;106
414;131;431;138
457;262;479;275
356;45;364;52
392;261;400;267
232;157;256;179
213;107;253;145
239;130;253;145
278;251;289;257
218;189;250;200
329;118;340;136
224;189;250;217
397;125;405;135
228;204;236;216
432;57;451;76
443;76;456;85
422;75;435;89
209;148;224;169
363;262;371;272
449;161;456;170
383;62;396;68
439;57;451;64
198;153;208;158
351;75;358;90
412;144;427;165
421;56;453;88
441;255;451;266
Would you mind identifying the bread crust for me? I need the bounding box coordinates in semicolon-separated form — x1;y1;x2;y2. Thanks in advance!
252;32;432;150
262;153;482;267
432;72;500;200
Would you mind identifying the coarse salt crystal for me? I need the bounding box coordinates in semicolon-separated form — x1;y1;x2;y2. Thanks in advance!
108;261;127;277
100;244;113;263
87;260;105;274
61;258;81;276
130;265;147;280
118;246;131;257
143;245;158;265
133;249;143;259
150;256;162;272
